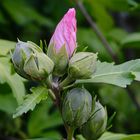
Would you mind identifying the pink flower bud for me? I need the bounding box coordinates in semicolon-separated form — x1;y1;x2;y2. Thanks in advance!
49;8;77;58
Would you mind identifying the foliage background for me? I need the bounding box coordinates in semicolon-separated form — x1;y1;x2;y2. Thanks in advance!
0;0;140;139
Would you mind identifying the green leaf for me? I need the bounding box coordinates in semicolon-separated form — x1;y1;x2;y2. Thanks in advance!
0;58;25;104
128;0;140;11
1;0;54;27
99;84;140;133
100;0;130;11
0;12;7;24
26;138;59;140
76;59;140;87
42;131;62;140
0;94;17;114
0;39;16;56
98;132;140;140
98;132;126;140
107;28;128;44
121;33;140;48
76;134;86;140
28;100;62;138
89;1;114;31
13;86;48;118
122;134;140;140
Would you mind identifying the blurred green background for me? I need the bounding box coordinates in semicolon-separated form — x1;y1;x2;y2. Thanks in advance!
0;0;140;139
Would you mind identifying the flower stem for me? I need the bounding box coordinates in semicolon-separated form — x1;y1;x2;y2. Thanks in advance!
62;83;75;90
67;127;75;140
60;75;74;88
48;89;56;101
46;75;75;140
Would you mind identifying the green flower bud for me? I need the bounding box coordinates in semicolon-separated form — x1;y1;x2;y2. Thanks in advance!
81;101;107;140
69;52;97;79
62;88;92;128
12;40;54;81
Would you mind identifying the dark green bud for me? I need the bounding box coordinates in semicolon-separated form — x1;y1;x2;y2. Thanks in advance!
81;101;107;140
69;52;97;79
62;88;92;128
12;40;54;81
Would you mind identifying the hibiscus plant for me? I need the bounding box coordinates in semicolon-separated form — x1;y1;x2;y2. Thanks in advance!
11;8;140;140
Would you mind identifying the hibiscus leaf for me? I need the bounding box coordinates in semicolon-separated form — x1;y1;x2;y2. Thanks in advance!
76;59;140;88
13;86;48;118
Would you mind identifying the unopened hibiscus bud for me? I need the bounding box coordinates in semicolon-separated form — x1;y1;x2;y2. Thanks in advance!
81;101;107;140
62;88;92;128
69;52;97;79
12;40;54;81
47;8;77;76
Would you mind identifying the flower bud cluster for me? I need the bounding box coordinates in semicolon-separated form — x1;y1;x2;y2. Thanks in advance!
12;8;97;82
62;87;107;139
11;8;107;140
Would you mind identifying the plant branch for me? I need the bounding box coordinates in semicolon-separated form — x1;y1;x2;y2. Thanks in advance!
51;77;61;110
75;0;140;111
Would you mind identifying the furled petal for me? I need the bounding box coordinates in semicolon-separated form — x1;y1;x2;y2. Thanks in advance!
49;8;77;57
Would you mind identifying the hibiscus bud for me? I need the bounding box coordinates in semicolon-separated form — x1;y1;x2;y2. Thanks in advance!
81;101;107;140
12;40;54;81
48;8;77;58
69;52;97;79
47;8;77;76
62;88;92;128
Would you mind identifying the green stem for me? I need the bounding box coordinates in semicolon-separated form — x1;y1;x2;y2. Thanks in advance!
62;83;75;90
45;75;75;140
48;89;56;101
60;75;74;88
67;127;75;140
46;74;53;88
18;130;27;139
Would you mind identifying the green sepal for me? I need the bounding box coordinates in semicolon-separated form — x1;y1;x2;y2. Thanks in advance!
47;43;69;76
27;41;42;52
24;53;54;81
12;48;29;79
24;54;39;80
36;52;54;75
47;43;56;58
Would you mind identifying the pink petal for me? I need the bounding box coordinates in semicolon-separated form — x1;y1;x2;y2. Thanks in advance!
49;8;77;58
